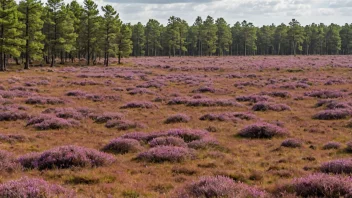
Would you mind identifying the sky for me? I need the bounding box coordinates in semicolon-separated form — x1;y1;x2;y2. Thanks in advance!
53;0;352;26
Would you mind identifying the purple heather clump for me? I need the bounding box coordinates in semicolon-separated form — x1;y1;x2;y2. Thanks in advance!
120;101;157;109
167;97;190;105
236;95;271;103
252;102;291;111
120;132;155;142
136;146;195;163
276;173;352;197
43;107;85;120
281;138;302;148
72;80;100;86
0;90;35;98
0;109;28;121
323;141;341;150
0;150;21;173
128;88;155;95
265;91;291;98
17;152;41;169
137;81;165;88
102;138;143;154
192;86;216;93
105;119;144;130
25;96;65;105
26;114;79;130
165;114;191;124
166;129;208;143
315;99;335;107
325;79;346;85
149;136;187;148
187;137;219;149
0;134;27;143
18;145;115;170
93;112;124;123
320;158;352;174
279;82;310;89
304;90;344;99
200;112;255;122
325;101;352;110
0;177;75;198
312;109;352;120
65;90;87;97
238;122;288;138
176;176;267;198
186;99;243;107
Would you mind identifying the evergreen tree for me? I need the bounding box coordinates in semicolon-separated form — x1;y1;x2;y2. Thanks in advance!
216;17;232;56
326;23;341;54
68;0;83;63
231;22;242;55
0;0;24;71
102;5;120;66
340;23;352;54
117;23;132;64
288;19;305;56
241;20;257;56
145;19;161;56
18;0;44;70
202;16;217;56
132;22;145;57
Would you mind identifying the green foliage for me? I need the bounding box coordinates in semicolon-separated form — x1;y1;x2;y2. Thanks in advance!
132;22;145;56
216;17;232;56
117;23;132;64
145;19;161;56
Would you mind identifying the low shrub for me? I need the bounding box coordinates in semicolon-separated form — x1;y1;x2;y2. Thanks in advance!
93;112;124;123
26;114;79;130
165;114;190;124
187;137;219;149
120;101;157;109
304;90;344;99
102;138;143;154
320;158;352;174
176;176;267;198
137;146;195;163
236;95;271;103
186;99;242;107
323;141;341;150
0;150;21;173
149;137;187;148
25;96;65;105
281;139;302;148
0;177;75;198
166;129;208;142
192;86;216;93
18;145;115;170
252;102;291;111
313;109;351;120
238;122;288;138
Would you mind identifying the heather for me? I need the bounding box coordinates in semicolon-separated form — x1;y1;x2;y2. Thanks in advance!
136;146;195;163
320;158;352;174
176;176;267;198
0;177;75;198
26;114;79;130
0;150;21;173
165;114;191;124
102;138;143;154
252;102;291;111
238;122;288;138
281;139;302;148
18;145;115;170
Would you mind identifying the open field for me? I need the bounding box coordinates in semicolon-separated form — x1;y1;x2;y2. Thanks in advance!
0;56;352;197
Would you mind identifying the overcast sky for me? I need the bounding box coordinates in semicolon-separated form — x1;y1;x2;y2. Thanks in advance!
64;0;352;26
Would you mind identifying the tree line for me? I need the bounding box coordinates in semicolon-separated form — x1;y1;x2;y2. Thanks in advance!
0;0;351;71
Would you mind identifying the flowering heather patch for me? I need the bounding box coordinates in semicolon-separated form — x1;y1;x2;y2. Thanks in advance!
85;94;120;102
279;82;310;89
92;112;124;123
187;137;219;149
18;145;115;170
0;109;28;121
102;138;143;154
26;114;79;130
281;139;302;148
137;81;165;88
165;114;191;124
186;99;243;107
312;109;352;120
120;132;152;142
136;146;195;163
320;158;352;174
0;150;21;173
105;119;144;130
25;96;65;105
0;134;27;143
238;122;288;138
200;112;255;122
236;95;271;103
66;90;87;97
0;90;35;98
304;90;344;99
9;86;39;92
43;107;85;120
192;86;216;93
127;88;155;95
252;102;291;111
167;97;190;105
166;129;208;142
325;79;346;85
0;177;75;198
149;137;187;148
176;176;267;198
120;101;157;109
264;91;291;98
71;80;100;86
276;173;352;197
315;99;335;107
323;142;341;150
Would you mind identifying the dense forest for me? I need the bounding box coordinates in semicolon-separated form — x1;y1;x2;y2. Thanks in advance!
0;0;351;71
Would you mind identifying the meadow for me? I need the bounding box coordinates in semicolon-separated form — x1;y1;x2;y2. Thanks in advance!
0;55;352;197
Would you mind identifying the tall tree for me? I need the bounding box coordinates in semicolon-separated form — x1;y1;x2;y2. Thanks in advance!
231;22;242;55
202;16;217;56
145;19;161;56
340;23;352;54
18;0;44;70
101;5;120;66
132;22;145;57
216;17;232;56
241;20;257;56
326;23;341;54
82;0;99;65
117;23;132;64
68;0;83;63
288;19;305;56
0;0;24;71
274;23;288;55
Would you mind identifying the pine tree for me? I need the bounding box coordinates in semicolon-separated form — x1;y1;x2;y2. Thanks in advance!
132;22;144;57
18;0;44;70
0;0;24;71
102;5;120;66
82;0;99;65
215;17;232;56
145;19;161;56
202;16;217;56
241;20;257;56
68;0;83;63
117;23;132;64
288;19;305;56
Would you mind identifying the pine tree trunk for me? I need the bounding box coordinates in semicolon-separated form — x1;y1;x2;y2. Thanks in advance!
24;5;30;70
